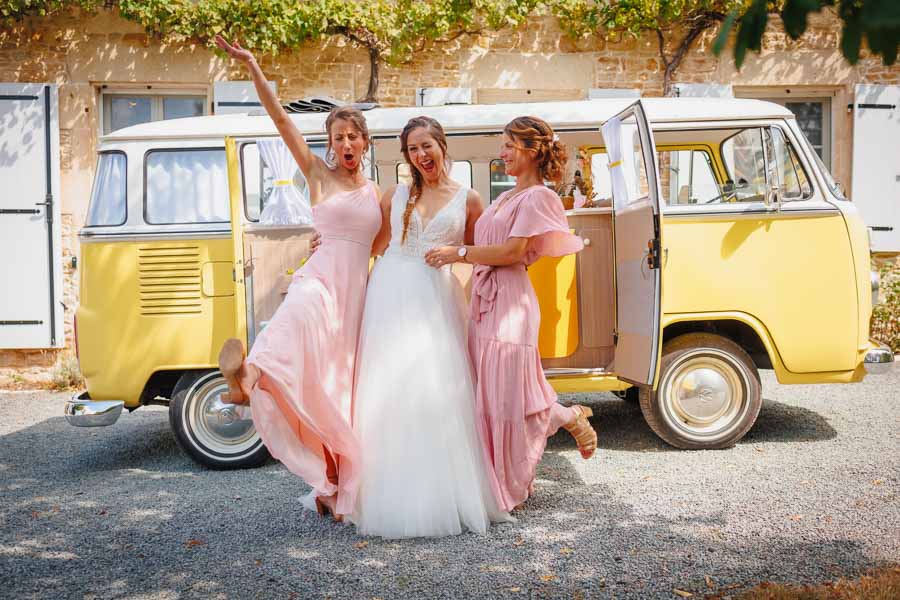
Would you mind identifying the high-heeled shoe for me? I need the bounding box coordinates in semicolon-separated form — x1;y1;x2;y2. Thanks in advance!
218;338;249;404
563;405;597;459
314;495;343;522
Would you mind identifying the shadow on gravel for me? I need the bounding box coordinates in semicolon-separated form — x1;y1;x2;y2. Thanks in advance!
743;398;837;444
553;394;836;454
0;410;196;477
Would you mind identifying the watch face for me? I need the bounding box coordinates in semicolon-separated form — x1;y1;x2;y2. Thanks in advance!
458;247;467;257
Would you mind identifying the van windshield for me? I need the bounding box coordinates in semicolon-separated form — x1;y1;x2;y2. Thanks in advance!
86;152;127;226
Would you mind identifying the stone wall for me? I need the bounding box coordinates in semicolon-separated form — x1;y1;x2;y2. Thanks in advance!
1;7;898;375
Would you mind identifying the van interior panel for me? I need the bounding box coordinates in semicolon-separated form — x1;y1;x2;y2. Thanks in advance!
243;225;316;343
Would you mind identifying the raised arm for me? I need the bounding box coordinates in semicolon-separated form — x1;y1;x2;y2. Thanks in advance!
215;36;323;183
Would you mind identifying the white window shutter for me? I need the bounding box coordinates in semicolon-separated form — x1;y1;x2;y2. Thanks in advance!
415;88;472;107
588;88;640;99
214;81;276;115
673;84;733;98
851;84;900;252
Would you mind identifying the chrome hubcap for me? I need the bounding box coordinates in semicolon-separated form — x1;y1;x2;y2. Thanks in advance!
186;375;258;455
660;349;749;442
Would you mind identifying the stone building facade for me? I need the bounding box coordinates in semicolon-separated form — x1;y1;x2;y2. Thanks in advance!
1;7;898;373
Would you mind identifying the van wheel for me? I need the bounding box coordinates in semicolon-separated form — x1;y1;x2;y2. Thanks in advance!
169;370;270;469
639;333;761;450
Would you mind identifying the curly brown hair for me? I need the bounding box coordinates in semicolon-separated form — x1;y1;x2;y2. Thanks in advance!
504;116;568;185
398;116;450;243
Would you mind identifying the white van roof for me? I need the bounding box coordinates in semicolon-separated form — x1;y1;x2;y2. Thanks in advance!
101;98;795;142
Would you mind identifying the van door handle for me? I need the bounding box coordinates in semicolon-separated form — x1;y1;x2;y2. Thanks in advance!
0;209;41;214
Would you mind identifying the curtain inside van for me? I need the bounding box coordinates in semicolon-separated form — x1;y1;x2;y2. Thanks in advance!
145;149;229;224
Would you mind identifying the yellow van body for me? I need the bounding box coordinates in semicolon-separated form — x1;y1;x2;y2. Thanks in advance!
69;98;891;466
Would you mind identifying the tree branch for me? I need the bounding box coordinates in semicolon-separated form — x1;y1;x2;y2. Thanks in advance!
657;12;725;96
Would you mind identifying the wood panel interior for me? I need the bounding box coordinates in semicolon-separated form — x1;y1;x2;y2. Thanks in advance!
243;224;316;344
541;210;616;370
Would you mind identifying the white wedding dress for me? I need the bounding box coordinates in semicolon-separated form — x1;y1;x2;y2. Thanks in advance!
351;184;512;538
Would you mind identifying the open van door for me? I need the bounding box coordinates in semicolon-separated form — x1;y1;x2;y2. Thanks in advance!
601;100;663;386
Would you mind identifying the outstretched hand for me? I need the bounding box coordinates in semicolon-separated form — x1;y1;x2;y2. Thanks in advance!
214;35;255;64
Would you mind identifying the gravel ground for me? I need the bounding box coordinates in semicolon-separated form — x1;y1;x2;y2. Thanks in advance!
1;367;898;599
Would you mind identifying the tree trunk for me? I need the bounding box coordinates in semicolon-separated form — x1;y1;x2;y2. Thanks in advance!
657;14;724;96
360;45;380;104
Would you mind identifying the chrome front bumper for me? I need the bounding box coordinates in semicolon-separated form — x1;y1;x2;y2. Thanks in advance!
64;392;124;427
864;345;895;375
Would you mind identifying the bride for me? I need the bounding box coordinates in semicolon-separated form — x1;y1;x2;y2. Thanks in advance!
352;116;512;537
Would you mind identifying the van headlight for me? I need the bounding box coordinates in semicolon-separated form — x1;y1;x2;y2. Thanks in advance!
871;270;881;305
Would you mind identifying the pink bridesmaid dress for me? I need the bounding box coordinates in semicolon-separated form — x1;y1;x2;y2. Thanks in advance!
469;185;584;512
246;181;381;515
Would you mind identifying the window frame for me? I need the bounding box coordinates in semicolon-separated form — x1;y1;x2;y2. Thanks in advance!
658;147;722;206
142;146;230;226
720;125;815;203
100;88;210;135
85;150;128;228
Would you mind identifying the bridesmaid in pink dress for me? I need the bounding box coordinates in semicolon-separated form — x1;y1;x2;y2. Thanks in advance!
214;37;387;520
425;116;598;512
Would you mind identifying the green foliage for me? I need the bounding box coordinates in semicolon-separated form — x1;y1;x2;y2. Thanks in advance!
872;261;900;353
0;0;97;19
552;0;746;40
715;0;899;67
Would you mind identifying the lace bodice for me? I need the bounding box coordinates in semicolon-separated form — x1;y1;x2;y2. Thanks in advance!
385;184;468;258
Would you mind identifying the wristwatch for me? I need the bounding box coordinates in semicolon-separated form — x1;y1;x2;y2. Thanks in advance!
457;246;468;262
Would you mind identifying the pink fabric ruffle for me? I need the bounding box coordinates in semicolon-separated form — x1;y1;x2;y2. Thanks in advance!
469;334;556;512
508;187;584;266
470;265;496;323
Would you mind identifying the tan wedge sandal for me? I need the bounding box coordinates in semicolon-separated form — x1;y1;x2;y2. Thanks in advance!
218;338;249;404
564;405;597;459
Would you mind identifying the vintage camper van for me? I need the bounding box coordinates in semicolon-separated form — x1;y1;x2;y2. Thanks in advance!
66;98;893;468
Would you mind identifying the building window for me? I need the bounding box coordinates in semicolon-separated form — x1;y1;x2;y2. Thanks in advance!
758;97;831;169
102;91;208;134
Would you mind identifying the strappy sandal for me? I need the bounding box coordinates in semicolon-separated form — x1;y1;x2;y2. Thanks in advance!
563;405;597;459
218;338;249;404
314;495;344;523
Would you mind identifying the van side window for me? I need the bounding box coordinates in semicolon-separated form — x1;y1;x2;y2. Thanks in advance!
770;127;813;201
145;149;229;224
490;159;515;203
658;149;720;205
721;128;770;203
86;152;127;226
241;142;326;221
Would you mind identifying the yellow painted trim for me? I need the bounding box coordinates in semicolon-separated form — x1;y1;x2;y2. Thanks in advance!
549;374;632;394
225;137;248;345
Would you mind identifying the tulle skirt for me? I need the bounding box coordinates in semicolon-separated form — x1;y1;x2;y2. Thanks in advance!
351;253;512;538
